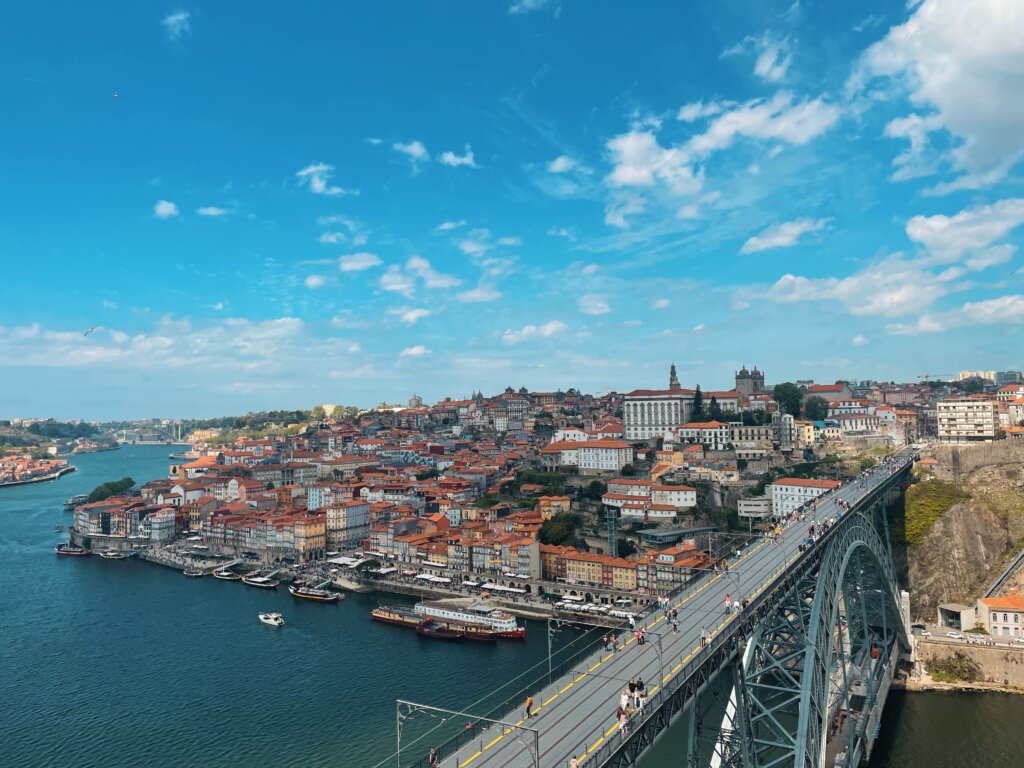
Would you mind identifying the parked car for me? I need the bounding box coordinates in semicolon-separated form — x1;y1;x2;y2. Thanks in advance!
1014;636;1024;644
946;631;965;640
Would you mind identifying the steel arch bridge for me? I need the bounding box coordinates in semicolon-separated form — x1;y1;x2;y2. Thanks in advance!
609;481;909;768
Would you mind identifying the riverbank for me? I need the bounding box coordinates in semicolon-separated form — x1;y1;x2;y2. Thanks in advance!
0;464;75;489
895;677;1024;695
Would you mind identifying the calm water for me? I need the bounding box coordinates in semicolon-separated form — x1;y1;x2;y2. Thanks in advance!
2;445;1020;767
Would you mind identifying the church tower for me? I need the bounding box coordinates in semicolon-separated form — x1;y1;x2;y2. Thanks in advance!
669;363;680;390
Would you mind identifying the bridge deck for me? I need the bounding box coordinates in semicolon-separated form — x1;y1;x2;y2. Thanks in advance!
438;459;908;768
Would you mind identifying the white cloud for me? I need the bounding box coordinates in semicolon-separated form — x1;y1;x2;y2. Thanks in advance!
101;300;118;310
400;345;431;357
295;163;357;197
887;295;1024;335
676;204;700;220
884;113;944;181
153;200;179;219
509;0;558;14
578;294;611;315
852;0;1024;187
762;255;948;317
501;321;567;345
330;314;371;330
459;238;490;257
380;266;416;298
606;131;703;195
457;285;503;303
196;206;228;217
753;40;792;83
692;323;705;332
906;199;1024;264
435;220;466;232
497;236;521;247
319;232;346;244
852;334;869;346
439;145;478;168
406;255;461;288
547;226;576;241
338;252;382;272
304;275;326;289
547;155;577;173
161;11;190;40
393;140;429;169
580;263;599;276
677;101;728;122
740;217;830;254
687;92;841;156
966;244;1016;272
394;308;431;325
604;194;646;229
653;298;670;309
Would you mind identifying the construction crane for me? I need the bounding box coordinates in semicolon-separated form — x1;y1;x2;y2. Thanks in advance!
917;373;954;382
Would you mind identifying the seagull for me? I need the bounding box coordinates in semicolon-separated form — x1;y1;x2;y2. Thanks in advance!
83;326;98;337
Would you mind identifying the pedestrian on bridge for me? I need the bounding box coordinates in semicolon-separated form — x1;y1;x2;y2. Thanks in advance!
569;756;579;768
429;747;439;768
620;690;630;711
723;594;731;617
524;694;534;719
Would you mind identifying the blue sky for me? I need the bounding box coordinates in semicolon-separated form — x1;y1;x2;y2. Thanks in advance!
2;0;1023;419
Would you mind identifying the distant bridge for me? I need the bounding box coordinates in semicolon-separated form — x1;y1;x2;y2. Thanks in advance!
393;451;914;768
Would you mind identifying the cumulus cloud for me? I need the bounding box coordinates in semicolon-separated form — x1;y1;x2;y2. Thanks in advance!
509;0;558;14
906;198;1024;264
457;285;502;303
677;101;728;122
154;200;179;219
578;294;611;315
196;206;228;216
338;252;382;272
740;217;830;254
547;226;576;241
304;275;326;289
852;0;1024;188
724;33;792;83
380;266;416;298
884;113;945;182
435;220;466;232
852;334;869;346
296;163;357;197
439;145;478;168
406;255;461;288
653;298;670;309
393;308;431;325
887;295;1024;335
319;232;346;244
393;140;429;170
400;345;431;357
161;11;191;40
501;321;567;345
547;155;577;173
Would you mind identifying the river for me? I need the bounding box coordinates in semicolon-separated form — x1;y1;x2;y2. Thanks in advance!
2;445;1019;767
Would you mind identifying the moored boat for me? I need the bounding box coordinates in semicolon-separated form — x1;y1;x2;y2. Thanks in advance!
242;575;280;590
371;605;422;628
259;612;285;627
213;568;242;580
416;619;464;640
183;568;205;577
98;551;130;560
55;543;91;557
289;584;342;603
414;601;526;639
63;494;87;510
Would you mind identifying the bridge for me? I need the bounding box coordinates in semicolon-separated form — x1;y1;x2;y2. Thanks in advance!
393;450;914;768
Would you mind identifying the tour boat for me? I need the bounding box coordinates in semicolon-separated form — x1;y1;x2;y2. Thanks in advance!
54;525;64;533
288;584;342;603
183;568;205;577
371;605;422;628
414;601;526;639
416;619;464;640
99;551;129;560
259;612;285;627
55;543;91;557
242;575;280;590
213;568;241;580
63;494;87;510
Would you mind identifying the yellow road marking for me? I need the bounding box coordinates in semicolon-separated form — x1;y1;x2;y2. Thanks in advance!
460;750;483;767
559;680;575;694
543;693;558;706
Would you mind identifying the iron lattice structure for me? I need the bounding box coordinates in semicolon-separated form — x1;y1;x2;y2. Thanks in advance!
593;468;910;768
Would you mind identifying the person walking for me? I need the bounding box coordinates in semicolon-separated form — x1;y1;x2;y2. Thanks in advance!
524;694;534;719
428;747;439;768
569;756;579;768
635;678;645;707
723;594;731;617
628;615;636;630
619;690;630;712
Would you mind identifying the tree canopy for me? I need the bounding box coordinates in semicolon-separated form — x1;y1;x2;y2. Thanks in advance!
28;420;98;440
86;476;135;503
773;382;803;417
802;395;829;421
538;513;582;546
708;396;724;421
691;386;705;421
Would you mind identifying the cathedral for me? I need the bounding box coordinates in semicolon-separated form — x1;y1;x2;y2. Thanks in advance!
735;365;765;397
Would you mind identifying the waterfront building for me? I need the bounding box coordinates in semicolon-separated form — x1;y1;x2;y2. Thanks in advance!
937;399;999;444
977;595;1024;637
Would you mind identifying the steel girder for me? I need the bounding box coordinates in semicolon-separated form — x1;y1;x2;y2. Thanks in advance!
741;510;907;768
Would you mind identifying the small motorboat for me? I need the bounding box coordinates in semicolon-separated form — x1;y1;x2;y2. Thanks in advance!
98;551;129;560
259;612;285;627
213;568;241;580
242;575;280;590
183;568;205;577
55;543;91;557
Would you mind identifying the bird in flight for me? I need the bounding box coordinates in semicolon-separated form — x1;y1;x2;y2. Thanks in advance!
83;326;98;337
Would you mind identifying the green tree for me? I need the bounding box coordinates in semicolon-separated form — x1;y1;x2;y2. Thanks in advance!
86;476;136;503
617;538;637;557
416;468;440;480
691;386;705;421
309;405;326;420
708;396;724;422
620;463;635;477
579;480;607;501
773;382;803;417
802;395;829;421
538;513;582;546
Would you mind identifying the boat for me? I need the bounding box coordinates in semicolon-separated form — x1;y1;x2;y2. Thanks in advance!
53;525;65;533
242;575;280;590
98;551;130;560
213;568;242;580
371;605;422;628
416;619;464;640
63;494;88;510
183;568;205;577
55;543;92;557
289;584;343;603
259;612;285;627
413;601;526;639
